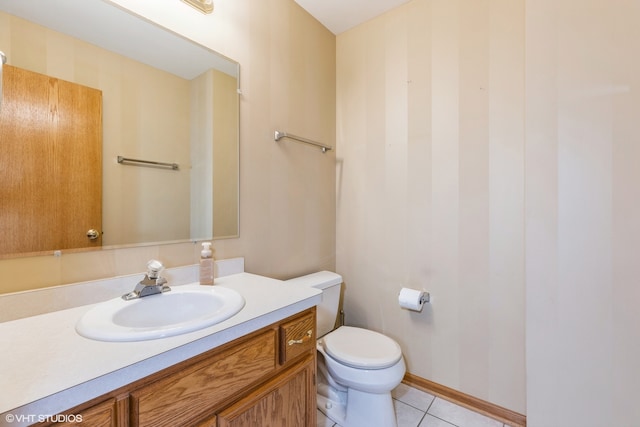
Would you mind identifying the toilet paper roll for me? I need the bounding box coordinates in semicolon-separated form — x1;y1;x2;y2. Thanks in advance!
398;288;426;312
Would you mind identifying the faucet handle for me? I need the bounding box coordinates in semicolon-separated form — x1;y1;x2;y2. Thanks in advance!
147;259;164;279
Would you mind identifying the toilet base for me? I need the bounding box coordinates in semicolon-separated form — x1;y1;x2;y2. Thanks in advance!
317;358;398;427
318;387;397;427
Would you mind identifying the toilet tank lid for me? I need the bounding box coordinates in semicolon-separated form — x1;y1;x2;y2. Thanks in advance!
286;271;342;289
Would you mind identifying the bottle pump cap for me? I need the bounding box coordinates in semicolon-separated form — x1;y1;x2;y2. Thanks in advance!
201;242;212;258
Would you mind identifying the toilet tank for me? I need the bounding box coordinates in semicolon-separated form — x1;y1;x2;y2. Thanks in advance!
286;271;342;338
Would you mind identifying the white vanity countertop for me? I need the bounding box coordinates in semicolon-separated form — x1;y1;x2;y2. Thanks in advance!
0;272;321;423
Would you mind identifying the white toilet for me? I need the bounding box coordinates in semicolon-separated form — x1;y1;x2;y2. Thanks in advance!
287;271;406;427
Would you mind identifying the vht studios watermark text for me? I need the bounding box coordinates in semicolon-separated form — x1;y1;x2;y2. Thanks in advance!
5;413;83;423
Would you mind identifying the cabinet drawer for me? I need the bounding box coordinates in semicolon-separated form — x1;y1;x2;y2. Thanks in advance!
279;311;315;364
131;329;276;427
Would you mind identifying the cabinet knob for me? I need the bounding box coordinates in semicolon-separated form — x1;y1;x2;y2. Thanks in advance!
87;229;100;240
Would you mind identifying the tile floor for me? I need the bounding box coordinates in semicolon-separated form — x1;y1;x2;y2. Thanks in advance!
317;383;512;427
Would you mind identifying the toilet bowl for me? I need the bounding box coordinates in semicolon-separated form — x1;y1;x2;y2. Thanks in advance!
286;271;406;427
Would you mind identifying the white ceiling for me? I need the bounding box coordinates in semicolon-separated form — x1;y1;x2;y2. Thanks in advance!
294;0;411;35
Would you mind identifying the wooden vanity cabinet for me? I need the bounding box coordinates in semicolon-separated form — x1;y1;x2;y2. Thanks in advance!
279;311;315;364
217;355;315;427
36;307;316;427
47;398;118;427
131;328;277;427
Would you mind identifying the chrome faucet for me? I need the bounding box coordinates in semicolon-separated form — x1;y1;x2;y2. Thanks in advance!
122;259;171;300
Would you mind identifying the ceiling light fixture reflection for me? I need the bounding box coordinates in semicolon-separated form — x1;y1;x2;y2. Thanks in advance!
182;0;213;14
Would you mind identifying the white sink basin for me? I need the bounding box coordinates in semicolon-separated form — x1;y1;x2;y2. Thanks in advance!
76;284;245;342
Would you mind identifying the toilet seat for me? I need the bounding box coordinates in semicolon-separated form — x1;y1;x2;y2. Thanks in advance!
321;326;402;369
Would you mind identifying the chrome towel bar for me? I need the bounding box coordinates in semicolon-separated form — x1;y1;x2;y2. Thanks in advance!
274;130;332;153
117;156;179;170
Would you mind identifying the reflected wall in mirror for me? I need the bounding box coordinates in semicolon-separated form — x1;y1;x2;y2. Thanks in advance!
0;0;239;258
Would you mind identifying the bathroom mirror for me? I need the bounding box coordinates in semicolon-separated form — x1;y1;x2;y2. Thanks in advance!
0;0;239;258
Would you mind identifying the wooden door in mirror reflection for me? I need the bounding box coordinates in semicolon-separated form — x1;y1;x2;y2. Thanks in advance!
0;65;102;256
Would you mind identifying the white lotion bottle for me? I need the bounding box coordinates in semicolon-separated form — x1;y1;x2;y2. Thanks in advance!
199;242;215;286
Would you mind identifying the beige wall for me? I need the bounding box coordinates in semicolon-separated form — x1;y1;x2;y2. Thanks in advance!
189;69;215;241
526;0;640;425
336;0;525;414
212;69;239;238
0;0;336;293
338;0;640;423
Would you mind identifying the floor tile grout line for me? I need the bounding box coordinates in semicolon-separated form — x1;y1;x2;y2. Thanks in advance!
427;396;507;427
322;385;503;427
392;397;429;427
317;408;336;427
425;394;437;414
391;393;437;414
415;410;428;427
393;396;429;414
427;412;462;427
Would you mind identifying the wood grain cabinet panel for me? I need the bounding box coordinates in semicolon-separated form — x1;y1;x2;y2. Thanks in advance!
193;415;217;427
131;329;276;427
217;355;316;427
279;311;315;365
38;398;116;427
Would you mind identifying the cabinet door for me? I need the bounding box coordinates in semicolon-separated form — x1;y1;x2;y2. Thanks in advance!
41;398;116;427
217;356;316;427
131;330;276;427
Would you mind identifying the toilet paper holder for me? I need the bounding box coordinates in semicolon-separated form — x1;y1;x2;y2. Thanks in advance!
419;292;430;304
398;288;430;312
